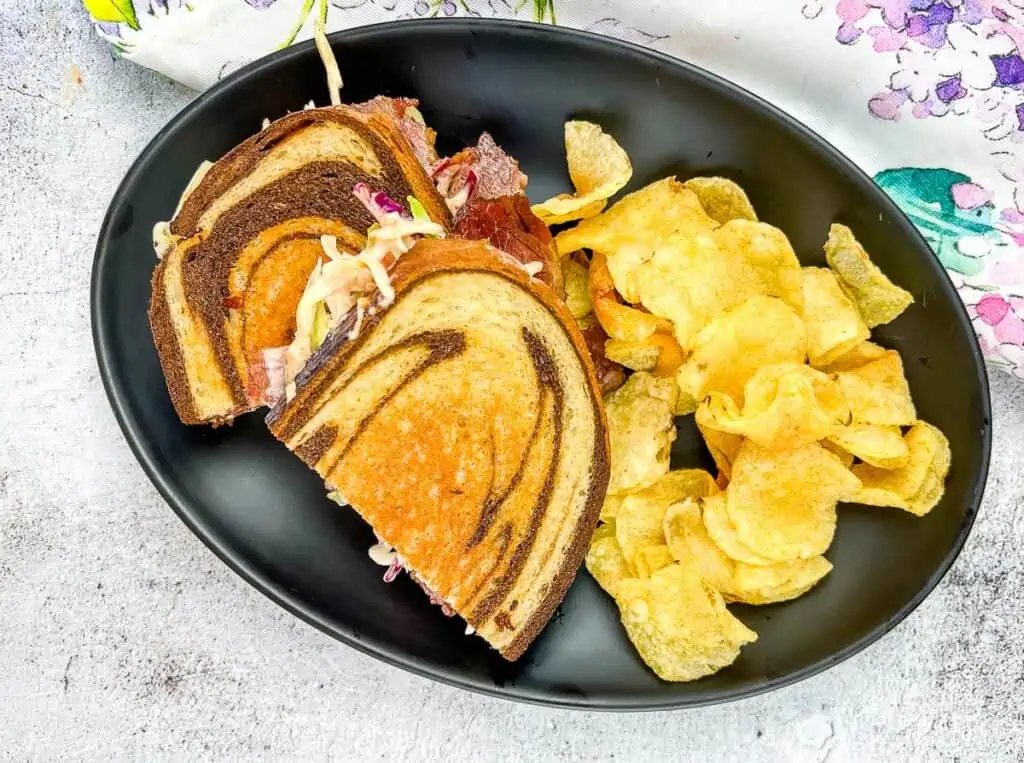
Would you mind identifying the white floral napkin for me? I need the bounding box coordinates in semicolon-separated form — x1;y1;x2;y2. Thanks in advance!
84;0;1024;377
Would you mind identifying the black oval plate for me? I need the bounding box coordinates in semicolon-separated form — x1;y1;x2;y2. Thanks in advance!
92;20;991;710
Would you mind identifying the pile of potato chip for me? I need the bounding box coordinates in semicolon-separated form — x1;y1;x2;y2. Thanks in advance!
535;122;953;683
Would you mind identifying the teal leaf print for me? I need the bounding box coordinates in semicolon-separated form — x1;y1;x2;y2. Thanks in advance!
874;167;998;277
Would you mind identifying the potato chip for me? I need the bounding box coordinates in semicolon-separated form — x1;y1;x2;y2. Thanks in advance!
828;423;910;469
616;564;757;682
683;176;758;224
729;556;832;605
554;178;718;301
605;339;661;372
633;544;676;578
599;493;625;521
726;441;861;562
667;498;833;604
532;121;632;224
605;331;685;376
701;493;777;566
615;470;718;569
834;350;916;426
825;223;913;327
822;440;855;469
585;522;631;597
663;498;735;592
852;421;951;516
605;372;679;494
677;296;806;406
635;220;804;348
562;255;592;319
802;267;871;368
537;199;608;226
714;471;730;491
589;250;674;342
818;340;888;373
698;364;850;450
695;404;744;480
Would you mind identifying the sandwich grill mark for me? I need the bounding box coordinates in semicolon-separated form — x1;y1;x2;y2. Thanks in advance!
469;327;564;627
294;424;338;467
465;383;547;550
181;161;385;405
176;110;417;408
314;329;468;473
465;523;514;626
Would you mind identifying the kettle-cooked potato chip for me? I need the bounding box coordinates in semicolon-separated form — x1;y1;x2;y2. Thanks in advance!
539;199;608;226
828;423;910;469
585;522;632;597
698;363;850;450
677;296;807;406
667;499;833;604
683;176;759;224
605;331;685;376
616;470;718;569
616;564;757;682
663;498;736;592
725;441;861;562
802;267;871;368
599;493;626;521
852;421;951;516
605;372;679;494
562;255;592;319
818;340;888;373
532;121;632;225
605;338;661;372
695;404;744;480
636;220;804;348
633;544;676;578
825;224;913;327
554;178;718;301
834;350;916;426
589;250;674;342
729;555;833;605
701;492;778;566
822;440;856;468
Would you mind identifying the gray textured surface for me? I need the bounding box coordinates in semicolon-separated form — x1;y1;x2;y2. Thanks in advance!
1;3;1023;761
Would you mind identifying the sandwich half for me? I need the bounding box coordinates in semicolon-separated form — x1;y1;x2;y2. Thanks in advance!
149;103;451;425
268;238;610;660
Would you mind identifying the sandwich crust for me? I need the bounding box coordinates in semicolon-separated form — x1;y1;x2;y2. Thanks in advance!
149;105;451;425
269;239;610;660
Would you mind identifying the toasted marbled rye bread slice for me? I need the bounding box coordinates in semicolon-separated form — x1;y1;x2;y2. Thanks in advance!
268;239;610;660
149;106;451;425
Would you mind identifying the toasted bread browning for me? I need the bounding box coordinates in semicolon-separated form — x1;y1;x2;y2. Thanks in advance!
149;105;451;424
269;240;609;659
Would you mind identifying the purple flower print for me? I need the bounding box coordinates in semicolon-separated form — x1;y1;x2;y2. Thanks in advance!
890;48;954;101
951;180;994;208
869;88;911;118
869;24;908;51
938;23;1010;90
975;294;1024;345
936;74;968;101
906;2;955;48
245;0;279;7
993;54;1024;86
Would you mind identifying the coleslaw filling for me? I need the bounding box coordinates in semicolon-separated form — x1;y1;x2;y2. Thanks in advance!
278;186;445;398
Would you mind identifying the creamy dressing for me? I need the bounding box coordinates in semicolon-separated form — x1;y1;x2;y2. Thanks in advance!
281;199;445;397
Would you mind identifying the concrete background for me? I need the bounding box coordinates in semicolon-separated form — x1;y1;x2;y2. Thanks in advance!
1;2;1022;760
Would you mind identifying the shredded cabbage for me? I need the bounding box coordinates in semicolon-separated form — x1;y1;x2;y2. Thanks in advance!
282;184;446;387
